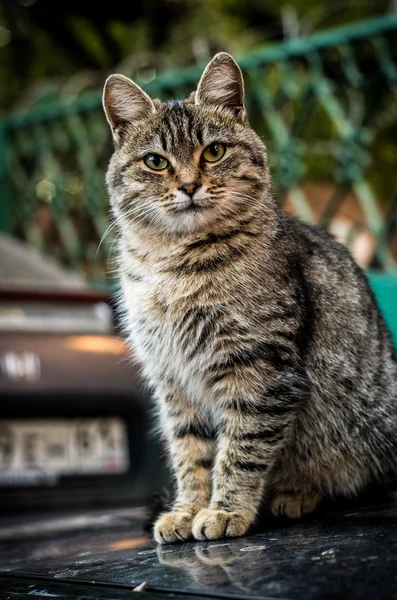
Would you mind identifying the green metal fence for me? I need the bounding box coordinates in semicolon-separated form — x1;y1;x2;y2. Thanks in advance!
0;15;396;291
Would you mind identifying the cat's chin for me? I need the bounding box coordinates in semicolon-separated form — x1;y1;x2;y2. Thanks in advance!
159;208;213;235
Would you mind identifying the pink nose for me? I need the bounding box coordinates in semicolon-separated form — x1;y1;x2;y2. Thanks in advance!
179;182;200;197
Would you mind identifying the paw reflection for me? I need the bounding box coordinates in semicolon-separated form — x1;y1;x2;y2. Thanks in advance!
157;539;277;592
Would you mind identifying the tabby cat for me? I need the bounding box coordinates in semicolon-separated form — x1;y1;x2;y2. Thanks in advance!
103;53;397;543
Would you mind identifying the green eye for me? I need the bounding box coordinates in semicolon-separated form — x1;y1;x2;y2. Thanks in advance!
202;143;226;163
144;153;169;170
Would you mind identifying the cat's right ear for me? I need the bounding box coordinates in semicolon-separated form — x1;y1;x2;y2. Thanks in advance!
195;53;245;121
103;74;155;141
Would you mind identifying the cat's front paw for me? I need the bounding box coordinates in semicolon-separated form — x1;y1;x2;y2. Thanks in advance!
192;508;251;541
154;511;194;544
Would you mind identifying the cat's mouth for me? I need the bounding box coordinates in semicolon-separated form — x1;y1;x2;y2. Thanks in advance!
172;200;209;214
162;191;214;232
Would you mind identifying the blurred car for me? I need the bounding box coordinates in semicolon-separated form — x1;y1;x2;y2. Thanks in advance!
0;235;168;510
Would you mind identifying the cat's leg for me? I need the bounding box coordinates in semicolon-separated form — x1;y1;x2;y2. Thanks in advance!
154;384;214;544
192;374;303;541
267;419;325;518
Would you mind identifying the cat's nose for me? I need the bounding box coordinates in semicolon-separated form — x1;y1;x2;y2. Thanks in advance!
179;182;200;198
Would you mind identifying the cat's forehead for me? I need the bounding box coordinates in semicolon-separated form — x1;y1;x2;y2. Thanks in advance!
159;101;203;154
132;100;233;160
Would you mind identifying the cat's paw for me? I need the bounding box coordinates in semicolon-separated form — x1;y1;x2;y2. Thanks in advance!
192;508;251;541
271;491;322;519
154;511;194;544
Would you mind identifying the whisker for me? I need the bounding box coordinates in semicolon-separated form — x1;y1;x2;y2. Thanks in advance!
107;231;121;263
229;191;287;235
96;220;117;259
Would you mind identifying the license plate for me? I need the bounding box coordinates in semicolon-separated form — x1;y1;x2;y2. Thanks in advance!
0;418;130;486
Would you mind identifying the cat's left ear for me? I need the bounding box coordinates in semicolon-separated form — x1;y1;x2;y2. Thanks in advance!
195;52;245;120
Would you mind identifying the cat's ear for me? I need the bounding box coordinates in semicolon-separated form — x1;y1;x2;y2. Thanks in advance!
195;52;245;119
103;74;155;139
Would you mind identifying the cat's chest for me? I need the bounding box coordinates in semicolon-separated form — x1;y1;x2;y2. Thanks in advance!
122;274;214;386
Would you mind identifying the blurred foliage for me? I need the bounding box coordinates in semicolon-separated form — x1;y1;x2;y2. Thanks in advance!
0;0;393;113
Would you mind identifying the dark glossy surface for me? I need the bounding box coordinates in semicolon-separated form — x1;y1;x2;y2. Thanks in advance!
1;497;397;600
0;575;219;600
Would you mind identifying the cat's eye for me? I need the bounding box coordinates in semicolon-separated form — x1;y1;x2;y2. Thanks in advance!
144;153;169;171
202;143;226;163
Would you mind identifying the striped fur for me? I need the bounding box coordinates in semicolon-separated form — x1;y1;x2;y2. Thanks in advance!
103;53;397;544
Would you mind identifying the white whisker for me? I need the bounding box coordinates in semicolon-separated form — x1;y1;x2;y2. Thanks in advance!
95;220;117;259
